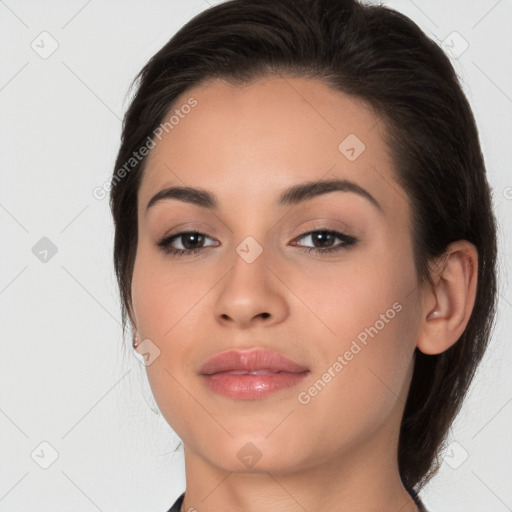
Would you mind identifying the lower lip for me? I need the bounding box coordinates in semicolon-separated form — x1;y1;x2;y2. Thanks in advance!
201;371;309;400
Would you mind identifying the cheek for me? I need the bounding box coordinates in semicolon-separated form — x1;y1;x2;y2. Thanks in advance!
293;241;419;404
131;243;204;339
291;282;417;456
130;249;212;440
290;235;417;347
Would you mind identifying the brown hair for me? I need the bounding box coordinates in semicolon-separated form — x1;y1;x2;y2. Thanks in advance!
110;0;498;492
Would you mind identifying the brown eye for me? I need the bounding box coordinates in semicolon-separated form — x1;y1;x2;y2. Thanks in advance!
292;229;358;254
157;231;217;256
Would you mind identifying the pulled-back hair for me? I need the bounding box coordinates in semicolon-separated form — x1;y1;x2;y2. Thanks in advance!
110;0;498;493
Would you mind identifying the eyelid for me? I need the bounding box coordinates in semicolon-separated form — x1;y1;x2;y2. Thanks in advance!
291;217;355;236
159;223;216;240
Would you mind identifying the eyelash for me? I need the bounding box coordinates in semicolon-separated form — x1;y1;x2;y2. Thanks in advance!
156;229;358;257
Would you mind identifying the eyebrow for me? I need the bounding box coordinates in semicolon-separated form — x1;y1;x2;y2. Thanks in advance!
145;178;383;214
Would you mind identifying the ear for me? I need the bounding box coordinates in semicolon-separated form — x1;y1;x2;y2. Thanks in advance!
416;240;479;355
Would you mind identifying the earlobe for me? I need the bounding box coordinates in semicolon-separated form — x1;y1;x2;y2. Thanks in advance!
426;309;441;320
416;240;479;355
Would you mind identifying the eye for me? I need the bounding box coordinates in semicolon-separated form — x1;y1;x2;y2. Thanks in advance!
157;230;218;256
291;229;358;254
156;228;358;257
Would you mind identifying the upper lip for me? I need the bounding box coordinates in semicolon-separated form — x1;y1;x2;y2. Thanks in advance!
199;348;309;375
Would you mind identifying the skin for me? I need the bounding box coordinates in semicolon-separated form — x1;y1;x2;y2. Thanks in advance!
129;75;478;512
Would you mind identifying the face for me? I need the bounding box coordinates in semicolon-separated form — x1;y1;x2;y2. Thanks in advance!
131;75;424;475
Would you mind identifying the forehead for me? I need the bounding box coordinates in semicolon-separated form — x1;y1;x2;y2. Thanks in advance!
138;75;405;218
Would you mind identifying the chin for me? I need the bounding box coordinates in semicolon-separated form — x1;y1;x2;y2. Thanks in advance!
199;436;311;475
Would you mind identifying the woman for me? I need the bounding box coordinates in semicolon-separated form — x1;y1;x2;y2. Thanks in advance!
110;0;498;510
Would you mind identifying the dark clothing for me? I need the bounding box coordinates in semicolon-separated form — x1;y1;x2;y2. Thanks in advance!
166;489;429;511
166;492;184;512
408;486;429;512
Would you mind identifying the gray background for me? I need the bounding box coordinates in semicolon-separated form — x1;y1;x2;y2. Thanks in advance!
0;0;511;510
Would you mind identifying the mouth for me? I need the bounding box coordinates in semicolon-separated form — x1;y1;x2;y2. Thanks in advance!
199;348;310;400
215;369;283;375
199;348;309;374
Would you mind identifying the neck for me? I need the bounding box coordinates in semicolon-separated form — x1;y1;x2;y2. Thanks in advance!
180;421;419;512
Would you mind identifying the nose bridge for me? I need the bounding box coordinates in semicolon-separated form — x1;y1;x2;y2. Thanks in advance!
224;205;274;272
212;232;288;327
226;234;271;296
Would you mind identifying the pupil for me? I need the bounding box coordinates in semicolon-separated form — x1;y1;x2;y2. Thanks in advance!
314;232;334;247
183;233;204;250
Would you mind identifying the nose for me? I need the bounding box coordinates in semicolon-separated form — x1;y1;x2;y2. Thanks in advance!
213;247;289;329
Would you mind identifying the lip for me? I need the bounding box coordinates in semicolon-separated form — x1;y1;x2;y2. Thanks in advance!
199;348;309;375
199;348;310;400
